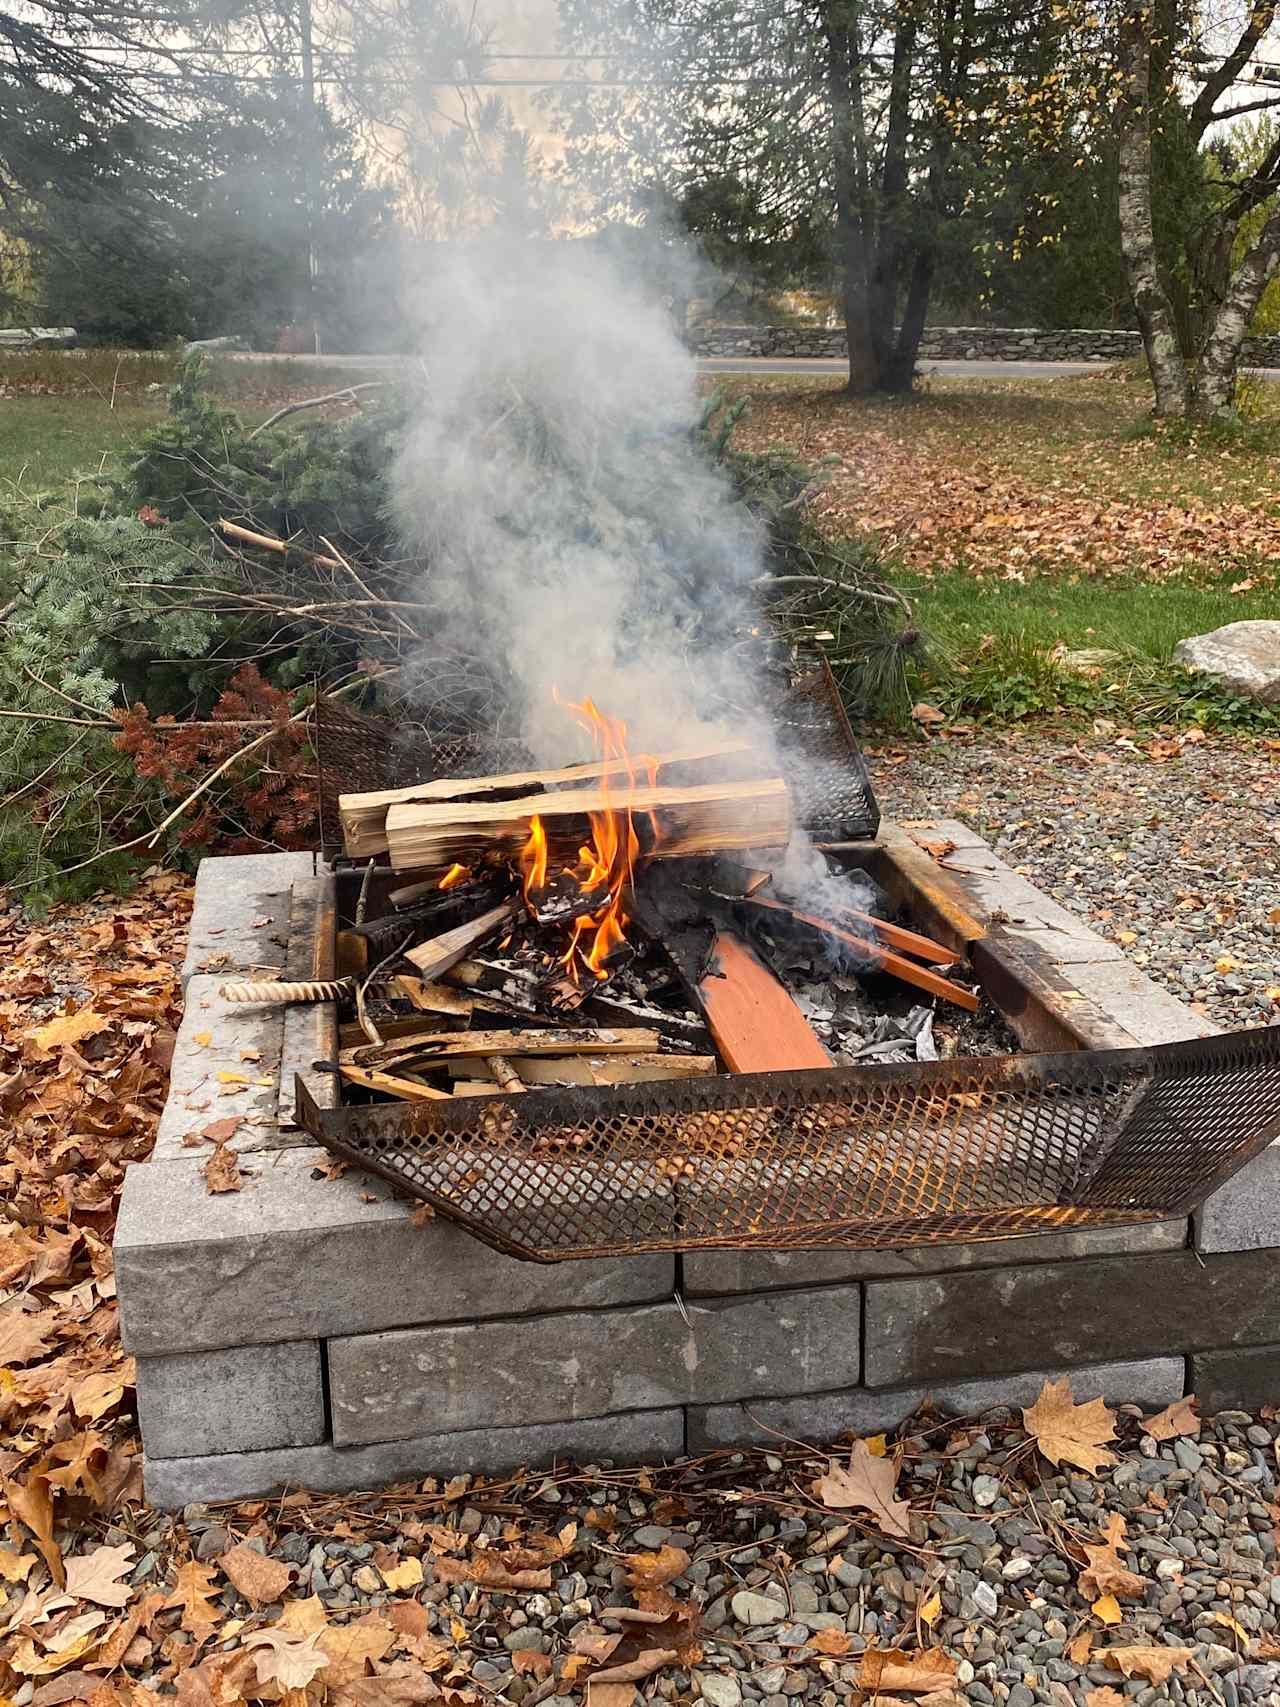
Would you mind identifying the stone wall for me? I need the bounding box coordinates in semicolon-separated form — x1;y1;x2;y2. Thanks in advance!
691;323;1280;365
116;843;1280;1507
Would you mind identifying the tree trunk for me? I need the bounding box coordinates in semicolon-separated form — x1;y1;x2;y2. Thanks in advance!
1116;9;1189;417
867;11;918;380
1195;210;1280;416
826;2;881;392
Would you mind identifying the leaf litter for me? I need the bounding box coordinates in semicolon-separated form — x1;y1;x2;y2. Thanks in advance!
2;881;1278;1705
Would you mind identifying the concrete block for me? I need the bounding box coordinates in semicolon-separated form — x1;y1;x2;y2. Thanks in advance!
1195;1137;1280;1253
181;852;315;986
143;1406;686;1508
863;1247;1280;1388
683;1220;1186;1296
688;1355;1186;1451
1190;1344;1280;1414
150;977;292;1162
1063;960;1217;1047
328;1285;861;1446
277;998;338;1129
115;1146;674;1357
136;1340;325;1459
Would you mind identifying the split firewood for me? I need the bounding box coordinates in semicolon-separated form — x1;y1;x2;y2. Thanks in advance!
393;976;477;1017
347;1025;661;1069
338;1062;452;1101
404;900;521;981
383;777;792;875
698;932;833;1073
739;895;980;1013
339;738;759;856
457;1053;719;1088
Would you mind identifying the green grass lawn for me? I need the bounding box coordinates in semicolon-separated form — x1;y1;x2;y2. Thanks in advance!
0;396;161;491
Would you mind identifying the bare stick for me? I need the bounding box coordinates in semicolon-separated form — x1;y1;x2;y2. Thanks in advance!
217;517;345;571
247;382;385;440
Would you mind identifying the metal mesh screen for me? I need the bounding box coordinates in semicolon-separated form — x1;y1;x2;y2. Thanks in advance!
295;1025;1280;1262
312;658;880;854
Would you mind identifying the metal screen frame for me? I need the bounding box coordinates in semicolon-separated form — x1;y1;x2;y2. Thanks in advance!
296;1024;1280;1263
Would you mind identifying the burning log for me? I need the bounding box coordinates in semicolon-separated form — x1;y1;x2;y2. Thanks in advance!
383;776;792;876
698;932;833;1073
403;900;521;981
338;738;759;857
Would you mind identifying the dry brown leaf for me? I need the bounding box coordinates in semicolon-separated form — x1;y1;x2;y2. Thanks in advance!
0;1544;37;1583
622;1546;690;1590
0;1304;59;1365
30;1011;110;1052
329;1659;446;1707
1212;1612;1250;1646
203;1144;243;1195
387;1600;431;1640
1141;1396;1200;1441
244;1627;331;1690
432;1556;549;1591
807;1628;850;1656
1079;1514;1145;1600
1068;1631;1094;1665
585;1685;636;1707
88;1591;164;1672
812;1440;912;1538
1022;1378;1117;1475
1092;1594;1122;1626
1102;1646;1195;1685
573;1629;625;1663
218;1542;296;1606
317;1615;396;1683
3;1473;64;1588
64;1544;136;1608
858;1647;958;1692
378;1556;424;1592
511;1650;552;1678
1084;1691;1126;1707
70;1364;134;1422
276;1594;329;1635
164;1561;221;1632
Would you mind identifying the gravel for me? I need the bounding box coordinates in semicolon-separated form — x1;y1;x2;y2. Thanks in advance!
869;730;1280;1030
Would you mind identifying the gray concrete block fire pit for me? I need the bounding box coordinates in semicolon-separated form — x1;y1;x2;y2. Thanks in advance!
115;823;1280;1506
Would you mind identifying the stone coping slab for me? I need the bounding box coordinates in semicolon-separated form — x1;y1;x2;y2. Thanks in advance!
180;852;315;987
137;1341;325;1459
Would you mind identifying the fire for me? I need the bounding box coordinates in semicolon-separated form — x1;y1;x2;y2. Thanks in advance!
438;862;470;891
518;814;548;903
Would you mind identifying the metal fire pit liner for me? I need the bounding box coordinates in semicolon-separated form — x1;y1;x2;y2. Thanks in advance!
312;659;880;855
296;1024;1280;1263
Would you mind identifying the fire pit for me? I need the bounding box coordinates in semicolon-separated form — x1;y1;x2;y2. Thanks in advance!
115;693;1280;1506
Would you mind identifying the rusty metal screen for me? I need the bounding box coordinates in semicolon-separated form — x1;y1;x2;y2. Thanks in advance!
296;1025;1280;1262
312;659;880;854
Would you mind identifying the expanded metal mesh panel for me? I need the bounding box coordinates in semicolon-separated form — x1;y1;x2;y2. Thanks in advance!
296;1025;1280;1262
312;658;879;854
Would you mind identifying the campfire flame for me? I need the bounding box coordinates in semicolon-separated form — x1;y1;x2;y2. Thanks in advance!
438;862;470;891
515;694;655;982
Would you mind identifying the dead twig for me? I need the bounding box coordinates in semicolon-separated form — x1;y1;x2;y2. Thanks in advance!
247;381;385;440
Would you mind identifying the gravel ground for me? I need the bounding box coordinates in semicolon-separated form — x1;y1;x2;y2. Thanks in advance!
71;1397;1280;1707
868;730;1280;1032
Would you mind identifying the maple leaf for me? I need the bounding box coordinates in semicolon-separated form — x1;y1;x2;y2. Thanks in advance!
218;1541;295;1605
858;1647;958;1691
203;1144;243;1195
1102;1645;1195;1685
64;1543;136;1608
244;1627;331;1689
623;1545;690;1589
0;1304;58;1365
1142;1396;1200;1441
812;1440;912;1538
1022;1378;1117;1475
1079;1513;1145;1601
165;1560;221;1632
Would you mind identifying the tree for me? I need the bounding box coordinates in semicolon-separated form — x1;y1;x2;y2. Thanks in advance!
554;0;1080;394
1115;0;1280;416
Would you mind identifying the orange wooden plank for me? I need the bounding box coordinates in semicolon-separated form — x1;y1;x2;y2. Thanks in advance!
698;931;833;1074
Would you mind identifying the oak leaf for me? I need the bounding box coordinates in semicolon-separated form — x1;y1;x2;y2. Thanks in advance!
164;1560;221;1632
244;1627;331;1690
64;1544;136;1608
1141;1396;1200;1441
218;1542;295;1606
1079;1514;1145;1601
1022;1378;1117;1474
329;1659;445;1707
70;1364;133;1422
858;1646;958;1692
812;1440;912;1539
1102;1645;1195;1685
622;1545;690;1590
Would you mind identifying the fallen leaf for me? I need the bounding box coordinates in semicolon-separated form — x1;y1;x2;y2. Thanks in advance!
378;1556;424;1592
858;1647;958;1692
1215;955;1237;974
1085;1691;1126;1707
911;702;945;727
64;1544;136;1608
1142;1396;1200;1441
813;1440;912;1538
623;1546;690;1590
919;1590;942;1627
278;1595;330;1635
512;1650;552;1678
0;1544;37;1582
807;1628;849;1655
863;1433;888;1457
1068;1632;1093;1664
3;1473;64;1587
203;1145;243;1194
0;1304;59;1365
243;1627;331;1690
330;1659;446;1706
191;1031;212;1048
89;1591;164;1671
1022;1378;1117;1475
585;1686;636;1707
165;1560;221;1632
387;1600;430;1640
318;1616;397;1683
199;1117;243;1145
1102;1645;1195;1685
573;1630;624;1663
30;1012;110;1052
435;1554;551;1591
70;1365;133;1422
1212;1612;1250;1646
219;1542;295;1605
1079;1514;1145;1600
1092;1594;1122;1625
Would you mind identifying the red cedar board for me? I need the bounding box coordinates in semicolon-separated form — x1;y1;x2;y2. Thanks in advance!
699;931;833;1074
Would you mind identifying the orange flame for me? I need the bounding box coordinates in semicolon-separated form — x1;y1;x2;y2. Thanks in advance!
518;814;548;903
557;694;647;981
438;862;470;891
